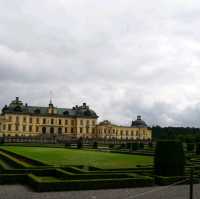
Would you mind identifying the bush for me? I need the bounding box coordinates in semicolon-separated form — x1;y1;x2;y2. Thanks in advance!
131;143;139;151
139;142;144;150
155;176;185;185
65;142;71;148
120;143;126;149
77;138;83;149
196;143;200;155
154;140;185;176
109;144;114;149
92;142;98;149
187;143;195;152
148;142;153;148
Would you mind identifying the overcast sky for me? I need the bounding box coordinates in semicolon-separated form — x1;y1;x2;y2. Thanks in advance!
0;0;200;127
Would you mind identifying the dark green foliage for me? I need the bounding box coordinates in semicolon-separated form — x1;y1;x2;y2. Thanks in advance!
155;176;185;185
148;142;153;148
77;138;83;149
139;143;144;150
120;143;125;149
131;143;139;151
126;143;131;149
65;142;71;148
27;174;154;192
109;144;114;149
196;143;200;155
152;125;200;141
0;137;4;144
92;142;98;149
187;143;195;152
154;140;185;176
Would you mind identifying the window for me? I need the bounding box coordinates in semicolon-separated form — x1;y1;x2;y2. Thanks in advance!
43;118;46;124
16;116;19;123
59;119;62;125
29;117;32;123
9;116;12;122
29;126;32;132
51;119;54;124
3;125;6;130
92;120;95;125
15;124;19;131
65;120;68;125
80;127;83;133
80;120;83;125
36;118;39;124
42;127;46;134
126;131;128;136
23;126;26;132
131;131;133;136
86;120;89;125
71;120;74;125
8;124;11;131
92;128;95;134
65;127;68;133
71;127;74;133
36;126;39;132
50;127;54;134
23;117;26;123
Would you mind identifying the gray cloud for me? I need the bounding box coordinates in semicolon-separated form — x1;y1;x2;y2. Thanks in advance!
0;0;200;127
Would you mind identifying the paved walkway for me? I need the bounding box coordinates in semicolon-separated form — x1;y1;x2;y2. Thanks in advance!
0;184;199;199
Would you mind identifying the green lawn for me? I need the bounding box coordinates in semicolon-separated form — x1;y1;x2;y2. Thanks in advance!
0;146;153;169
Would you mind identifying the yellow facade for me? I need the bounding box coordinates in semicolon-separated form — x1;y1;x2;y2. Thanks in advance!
0;114;97;138
96;119;152;140
0;97;152;141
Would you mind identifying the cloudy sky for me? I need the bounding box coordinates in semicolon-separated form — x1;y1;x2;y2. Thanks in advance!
0;0;200;127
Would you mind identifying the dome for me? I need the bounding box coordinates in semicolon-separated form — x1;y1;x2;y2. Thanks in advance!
131;116;148;127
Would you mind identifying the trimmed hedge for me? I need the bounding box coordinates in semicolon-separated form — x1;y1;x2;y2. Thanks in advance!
155;176;186;185
0;148;46;166
154;140;185;176
27;174;154;192
0;174;27;184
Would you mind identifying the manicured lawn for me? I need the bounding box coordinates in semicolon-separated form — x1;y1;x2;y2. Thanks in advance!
0;146;153;169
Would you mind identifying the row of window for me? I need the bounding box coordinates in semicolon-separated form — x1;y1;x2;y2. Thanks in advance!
3;124;96;134
97;129;150;137
7;116;96;126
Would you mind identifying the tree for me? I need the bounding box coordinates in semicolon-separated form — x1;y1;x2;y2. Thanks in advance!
154;140;185;176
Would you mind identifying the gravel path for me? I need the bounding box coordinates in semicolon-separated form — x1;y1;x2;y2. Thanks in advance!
0;184;199;199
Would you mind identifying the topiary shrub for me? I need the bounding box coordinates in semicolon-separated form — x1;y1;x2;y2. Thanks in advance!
154;140;185;176
92;142;98;149
120;143;125;149
196;143;200;155
77;138;83;149
131;143;139;151
139;142;144;150
187;143;195;152
109;144;114;149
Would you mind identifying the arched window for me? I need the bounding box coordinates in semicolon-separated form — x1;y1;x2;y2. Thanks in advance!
42;127;46;134
50;127;54;134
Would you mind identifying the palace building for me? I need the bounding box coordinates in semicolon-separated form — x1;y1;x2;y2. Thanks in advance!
0;97;152;141
0;97;98;138
96;116;151;140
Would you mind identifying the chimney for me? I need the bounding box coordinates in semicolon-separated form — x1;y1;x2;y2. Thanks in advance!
137;115;141;120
